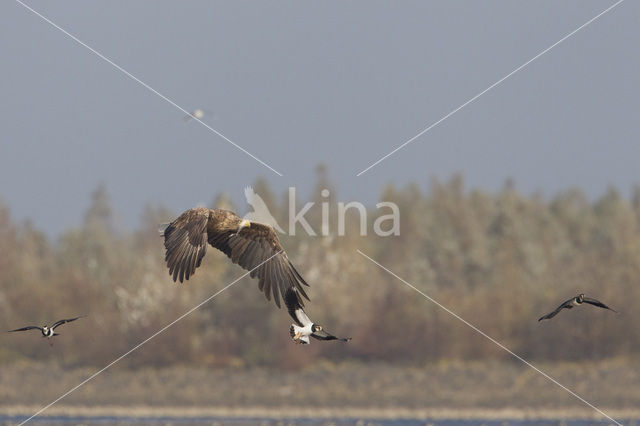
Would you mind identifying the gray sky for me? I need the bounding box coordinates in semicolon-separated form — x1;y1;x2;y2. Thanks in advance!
1;1;638;236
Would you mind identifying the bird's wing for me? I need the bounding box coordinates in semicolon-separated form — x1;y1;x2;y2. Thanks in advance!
311;329;351;342
538;299;573;321
51;316;85;330
284;288;312;327
161;208;210;283
8;326;42;333
208;222;309;308
583;297;617;313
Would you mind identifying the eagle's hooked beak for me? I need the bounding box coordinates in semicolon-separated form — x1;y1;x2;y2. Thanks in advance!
239;219;251;230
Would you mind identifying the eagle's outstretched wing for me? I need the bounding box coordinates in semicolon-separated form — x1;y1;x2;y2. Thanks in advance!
208;222;309;308
161;208;209;283
162;208;309;308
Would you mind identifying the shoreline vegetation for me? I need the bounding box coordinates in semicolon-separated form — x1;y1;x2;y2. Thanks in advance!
2;405;639;421
1;360;639;416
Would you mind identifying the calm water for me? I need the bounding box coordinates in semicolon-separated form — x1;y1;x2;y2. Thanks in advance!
0;416;636;426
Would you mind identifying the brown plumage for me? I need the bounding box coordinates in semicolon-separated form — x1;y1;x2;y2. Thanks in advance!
160;207;309;308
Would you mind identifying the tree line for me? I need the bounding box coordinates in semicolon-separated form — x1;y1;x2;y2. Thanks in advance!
1;172;638;369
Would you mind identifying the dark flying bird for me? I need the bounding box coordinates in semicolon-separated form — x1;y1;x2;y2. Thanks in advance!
284;287;351;345
8;316;85;345
538;294;617;321
159;207;309;308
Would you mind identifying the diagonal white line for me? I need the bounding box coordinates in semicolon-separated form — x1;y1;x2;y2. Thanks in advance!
356;249;622;426
13;0;283;177
356;0;625;176
18;250;283;425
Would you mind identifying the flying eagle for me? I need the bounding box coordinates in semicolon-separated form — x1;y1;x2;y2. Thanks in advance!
284;288;351;344
159;207;309;308
538;294;617;321
8;316;85;346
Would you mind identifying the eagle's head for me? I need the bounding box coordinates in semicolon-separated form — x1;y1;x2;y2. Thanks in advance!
312;324;323;332
577;294;585;303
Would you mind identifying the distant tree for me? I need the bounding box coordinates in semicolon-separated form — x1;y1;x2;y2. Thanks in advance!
211;192;235;211
2;171;639;367
84;183;114;232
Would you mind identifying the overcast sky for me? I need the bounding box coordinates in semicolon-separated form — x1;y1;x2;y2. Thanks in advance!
1;1;638;236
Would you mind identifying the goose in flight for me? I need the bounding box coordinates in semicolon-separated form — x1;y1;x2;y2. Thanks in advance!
8;316;85;345
159;207;309;308
538;294;617;321
284;287;351;345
